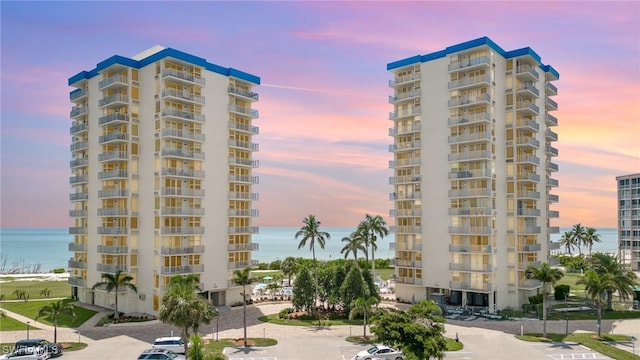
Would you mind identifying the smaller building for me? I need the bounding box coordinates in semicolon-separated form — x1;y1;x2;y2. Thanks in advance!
617;173;640;270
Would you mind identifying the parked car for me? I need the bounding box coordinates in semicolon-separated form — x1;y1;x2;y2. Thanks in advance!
137;348;185;360
14;339;61;358
0;346;50;360
355;345;404;360
152;336;189;354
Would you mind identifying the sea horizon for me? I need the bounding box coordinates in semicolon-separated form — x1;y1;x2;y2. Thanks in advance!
0;227;620;274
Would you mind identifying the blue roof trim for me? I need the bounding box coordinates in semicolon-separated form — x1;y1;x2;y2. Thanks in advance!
387;36;558;78
69;48;260;85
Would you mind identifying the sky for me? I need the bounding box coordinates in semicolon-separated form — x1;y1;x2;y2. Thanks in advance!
1;1;639;229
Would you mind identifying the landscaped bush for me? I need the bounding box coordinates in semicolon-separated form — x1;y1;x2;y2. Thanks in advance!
278;307;294;319
52;268;66;274
554;285;570;300
528;293;543;305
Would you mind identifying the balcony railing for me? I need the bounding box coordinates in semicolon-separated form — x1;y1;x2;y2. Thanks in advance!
448;150;492;162
549;193;559;202
394;259;422;268
69;175;87;185
97;263;128;273
449;281;493;292
161;128;206;142
516;65;539;80
160;245;205;255
447;130;492;144
70;123;87;135
448;112;491;126
228;226;259;234
546;146;559;157
388;90;421;103
70;141;88;151
389;107;421;120
68;208;88;217
516;136;540;148
516;172;540;182
161;148;205;160
98;74;128;90
391;226;422;233
228;209;259;217
228;243;259;251
515;118;540;131
545;113;558;126
517;190;541;199
516;82;540;97
519;279;541;289
68;242;87;252
388;73;420;87
98;189;128;198
98;113;129;126
98;170;128;180
97;227;128;235
161;108;206;123
161;226;205;235
516;155;540;165
70;158;88;168
161;168;206;178
99;132;129;144
70;88;87;101
97;208;128;216
98;151;129;162
519;243;542;252
228;104;259;118
546;129;558;141
448;94;491;108
448;56;490;71
516;101;539;114
69;192;88;201
449;207;493;216
449;263;493;272
228;260;259;270
549;210;560;218
546;82;558;95
68;277;86;287
99;94;129;108
547;162;559;172
68;259;87;269
70;106;88;118
547;178;559;187
97;245;129;254
161;88;205;104
448;74;491;90
517;208;541;216
161;69;205;85
228;86;259;100
161;207;205;216
448;188;492;198
449;226;493;234
448;168;492;179
160;187;205;197
545;98;558;110
449;244;492;253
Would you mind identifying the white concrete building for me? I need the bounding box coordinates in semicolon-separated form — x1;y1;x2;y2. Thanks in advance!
617;173;640;271
387;37;560;311
68;47;260;314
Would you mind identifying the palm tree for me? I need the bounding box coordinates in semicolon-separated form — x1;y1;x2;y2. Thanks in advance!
583;227;602;255
558;231;574;255
281;257;297;286
36;300;75;343
359;214;389;282
295;214;330;317
577;270;616;337
91;269;137;320
169;274;202;291
570;223;587;256
267;282;282;300
340;232;366;261
349;295;379;339
158;278;217;355
232;267;256;348
590;253;638;310
525;262;564;338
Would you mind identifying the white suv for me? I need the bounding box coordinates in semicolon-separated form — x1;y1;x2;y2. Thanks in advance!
152;337;189;354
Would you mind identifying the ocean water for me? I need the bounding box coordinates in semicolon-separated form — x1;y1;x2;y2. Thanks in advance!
0;227;618;273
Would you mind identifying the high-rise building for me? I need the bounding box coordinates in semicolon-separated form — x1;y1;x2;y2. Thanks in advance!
617;173;640;271
68;46;260;314
387;37;560;311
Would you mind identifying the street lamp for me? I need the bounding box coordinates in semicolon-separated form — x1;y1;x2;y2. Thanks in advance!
564;294;569;336
26;321;30;339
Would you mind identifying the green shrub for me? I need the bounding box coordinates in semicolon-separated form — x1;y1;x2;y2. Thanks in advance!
278;307;294;319
210;353;227;360
554;285;570;300
528;294;543;305
52;268;66;274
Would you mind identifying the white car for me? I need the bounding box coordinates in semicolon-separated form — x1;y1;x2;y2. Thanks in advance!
152;337;190;354
355;345;404;360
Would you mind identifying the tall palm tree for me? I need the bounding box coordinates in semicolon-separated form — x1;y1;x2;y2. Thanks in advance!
359;214;389;282
232;267;256;348
280;257;297;286
590;253;638;310
340;232;366;261
583;227;602;255
91;269;137;320
36;300;75;343
570;223;587;256
158;278;216;354
558;231;574;255
577;270;616;337
525;262;564;338
349;295;379;339
295;214;330;317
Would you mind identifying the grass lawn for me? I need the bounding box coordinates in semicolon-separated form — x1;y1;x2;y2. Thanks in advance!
516;332;637;360
0;313;40;331
258;313;363;326
0;280;70;300
555;273;586;292
0;299;97;328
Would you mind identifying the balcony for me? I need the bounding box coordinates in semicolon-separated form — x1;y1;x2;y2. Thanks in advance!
160;187;205;197
99;132;129;144
448;149;492;162
161;168;205;178
545;113;558;127
69;209;87;217
161;88;205;104
515;118;540;132
389;107;421;120
98;94;129;108
160;245;205;255
517;208;541;216
515;82;540;97
549;242;561;251
70;158;88;168
545;82;558;96
69;192;88;201
68;259;87;270
448;94;491;109
228;243;259;251
548;178;559;187
516;172;540;182
389;191;421;201
449;281;493;292
519;243;542;252
228;104;259;118
98;74;128;90
545;98;558;111
547;161;559;172
448;188;492;198
391;225;422;233
98;170;128;180
448;74;490;90
449;244;492;253
229;174;259;184
228;226;259;234
228;86;259;101
518;261;542;270
68;277;86;287
549;226;560;233
229;140;259;151
69;175;88;185
546;145;559;157
161;128;206;142
515;136;540;149
161;108;205;123
390;208;422;217
396;276;423;285
516;155;540;165
161;148;205;160
515;65;539;81
549;210;560;218
70;141;88;152
449;263;492;272
394;259;422;268
448;168;492;179
448;111;491;126
389;73;420;87
97;245;128;254
229;121;259;135
228;209;259;217
98;113;129;126
229;157;258;167
389;90;421;103
97;263;128;273
447;130;492;144
449;226;493;234
516;101;539;115
517;226;541;234
161;69;205;85
389;124;421;136
97;207;128;216
228;260;259;270
517;190;540;199
70;88;88;102
97;227;128;235
391;242;422;251
448;56;490;72
449;207;493;216
390;140;421;152
98;189;128;198
68;242;87;252
70;106;88;119
161;226;205;235
548;193;559;202
70;123;87;135
546;129;558;141
161;207;205;216
98;151;129;162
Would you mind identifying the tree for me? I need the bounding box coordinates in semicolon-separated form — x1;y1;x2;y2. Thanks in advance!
91;269;137;320
36;300;75;343
232;267;256;348
292;267;315;311
590;253;638;311
583;227;602;255
370;300;447;360
281;257;298;285
359;214;389;283
349;295;379;339
267;282;282;300
40;288;51;298
570;223;587;256
340;266;368;314
558;231;574;255
295;214;330;319
340;232;366;261
158;277;217;354
577;270;615;337
525;262;564;338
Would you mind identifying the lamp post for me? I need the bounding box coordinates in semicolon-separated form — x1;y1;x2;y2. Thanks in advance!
632;336;637;355
26;321;30;339
565;294;569;336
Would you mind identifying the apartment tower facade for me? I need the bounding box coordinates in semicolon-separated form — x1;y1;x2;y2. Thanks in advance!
68;46;260;314
617;173;640;271
387;37;560;311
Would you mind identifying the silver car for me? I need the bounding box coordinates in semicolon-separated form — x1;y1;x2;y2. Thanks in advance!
355;345;404;360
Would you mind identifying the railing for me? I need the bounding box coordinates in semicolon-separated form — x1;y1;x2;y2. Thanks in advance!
448;93;491;108
517;208;541;216
97;245;129;254
69;175;87;184
449;244;492;253
68;243;88;252
519;243;542;252
98;189;128;198
160;207;205;216
229;122;259;134
545;113;558;126
161;88;205;104
448;130;492;144
448;188;492;197
161;108;206;123
161;168;206;178
516;172;541;182
448;56;490;71
99;94;129;107
70;123;87;135
68;209;87;217
228;104;259;118
391;226;422;233
449;207;493;216
516;65;539;80
229;157;258;167
99;132;129;143
161;128;206;141
228;140;259;151
548;178;559;187
96;263;128;273
547;162;559;172
161;226;205;235
70;158;88;168
517;190;541;199
516;82;540;96
388;90;421;102
516;155;540;165
546;82;558;94
98;151;129;162
449;263;493;272
448;112;491;126
98;74;128;89
546;146;559;156
228;209;259;217
98;113;129;126
389;191;421;200
70;88;87;101
228;86;259;100
162;69;205;85
227;243;259;251
546;98;558;110
448;168;492;179
388;73;420;86
546;130;558;141
227;260;259;270
97;208;128;216
98;170;128;180
516;136;540;148
68;277;86;287
160;187;205;197
516;101;539;114
448;74;491;89
449;226;493;234
159;245;205;255
68;259;87;269
515;118;540;131
69;192;88;201
548;194;559;202
70;141;88;151
161;148;205;160
394;259;422;268
449;281;493;292
70;106;88;118
97;227;128;235
228;226;259;234
448;150;492;162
